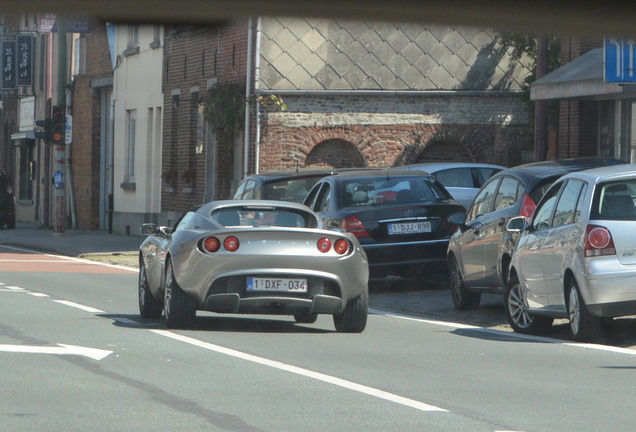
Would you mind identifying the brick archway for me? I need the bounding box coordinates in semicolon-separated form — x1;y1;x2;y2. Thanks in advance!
306;139;366;168
415;141;473;162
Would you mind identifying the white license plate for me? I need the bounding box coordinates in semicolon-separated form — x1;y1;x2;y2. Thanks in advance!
247;277;308;292
388;221;432;234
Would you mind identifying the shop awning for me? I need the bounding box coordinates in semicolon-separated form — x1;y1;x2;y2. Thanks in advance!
530;48;636;100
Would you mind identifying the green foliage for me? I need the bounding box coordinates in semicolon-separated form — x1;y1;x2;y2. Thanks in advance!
203;83;246;138
203;84;288;141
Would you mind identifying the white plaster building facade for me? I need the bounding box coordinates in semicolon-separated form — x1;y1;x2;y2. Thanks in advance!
111;24;163;234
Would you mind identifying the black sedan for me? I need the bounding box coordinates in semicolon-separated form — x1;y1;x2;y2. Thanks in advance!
303;170;464;280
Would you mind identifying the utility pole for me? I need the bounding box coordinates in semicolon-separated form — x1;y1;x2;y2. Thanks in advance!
534;35;549;162
52;18;67;235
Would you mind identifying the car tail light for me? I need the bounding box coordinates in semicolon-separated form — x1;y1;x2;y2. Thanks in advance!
519;193;536;218
224;236;240;252
317;237;332;253
203;236;221;252
584;225;616;257
334;239;350;255
342;214;370;238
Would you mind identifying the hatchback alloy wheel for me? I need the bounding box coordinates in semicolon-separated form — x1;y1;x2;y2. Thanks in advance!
505;274;552;334
567;279;601;342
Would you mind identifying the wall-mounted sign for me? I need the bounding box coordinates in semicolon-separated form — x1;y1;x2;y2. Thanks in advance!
16;35;34;87
1;40;16;90
604;37;636;83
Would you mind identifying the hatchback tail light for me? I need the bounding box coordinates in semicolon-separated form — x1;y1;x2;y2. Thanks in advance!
342;214;370;238
519;193;536;218
584;225;616;257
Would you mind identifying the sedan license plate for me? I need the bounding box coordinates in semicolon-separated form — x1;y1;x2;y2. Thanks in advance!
247;277;308;292
388;221;432;234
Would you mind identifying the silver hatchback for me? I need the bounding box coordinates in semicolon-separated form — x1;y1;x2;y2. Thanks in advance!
505;164;636;342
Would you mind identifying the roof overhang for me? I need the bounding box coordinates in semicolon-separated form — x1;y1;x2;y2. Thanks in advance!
530;48;636;101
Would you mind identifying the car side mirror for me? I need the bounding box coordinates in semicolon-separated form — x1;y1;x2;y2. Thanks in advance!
140;223;158;236
448;212;466;226
506;216;528;232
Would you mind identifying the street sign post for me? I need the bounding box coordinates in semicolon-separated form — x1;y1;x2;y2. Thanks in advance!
604;37;636;82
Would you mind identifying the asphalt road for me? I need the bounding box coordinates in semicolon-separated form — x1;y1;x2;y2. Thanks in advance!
4;246;636;432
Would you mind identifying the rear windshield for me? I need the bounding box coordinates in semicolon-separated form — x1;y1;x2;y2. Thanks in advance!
262;176;325;202
591;180;636;221
211;208;318;228
337;176;450;207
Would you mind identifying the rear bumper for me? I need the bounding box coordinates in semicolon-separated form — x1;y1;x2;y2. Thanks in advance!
580;260;636;317
362;239;449;278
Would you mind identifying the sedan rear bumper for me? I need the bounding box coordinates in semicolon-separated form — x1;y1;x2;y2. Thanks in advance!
362;239;449;278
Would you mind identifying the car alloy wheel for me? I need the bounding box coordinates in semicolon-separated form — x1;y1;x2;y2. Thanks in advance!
567;279;601;342
448;255;480;310
505;274;552;335
138;260;163;319
163;260;197;329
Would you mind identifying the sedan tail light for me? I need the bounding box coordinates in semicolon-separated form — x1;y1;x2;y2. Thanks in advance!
584;225;616;257
519;193;536;218
342;214;370;238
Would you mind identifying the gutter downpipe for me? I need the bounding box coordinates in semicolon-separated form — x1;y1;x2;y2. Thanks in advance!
243;17;254;179
254;17;262;174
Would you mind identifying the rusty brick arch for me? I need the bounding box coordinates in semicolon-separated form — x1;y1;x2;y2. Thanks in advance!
305;138;366;168
399;126;497;164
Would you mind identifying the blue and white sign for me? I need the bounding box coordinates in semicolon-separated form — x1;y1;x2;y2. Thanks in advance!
604;37;636;82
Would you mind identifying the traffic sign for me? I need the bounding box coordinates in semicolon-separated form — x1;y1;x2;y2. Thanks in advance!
604;37;636;82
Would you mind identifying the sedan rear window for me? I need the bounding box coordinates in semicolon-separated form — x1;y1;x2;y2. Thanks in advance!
262;176;325;202
338;176;449;207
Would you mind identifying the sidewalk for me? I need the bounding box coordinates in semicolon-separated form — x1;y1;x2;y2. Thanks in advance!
0;222;143;260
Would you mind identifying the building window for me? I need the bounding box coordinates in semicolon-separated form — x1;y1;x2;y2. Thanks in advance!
18;144;34;201
121;109;137;190
123;25;140;56
128;25;139;48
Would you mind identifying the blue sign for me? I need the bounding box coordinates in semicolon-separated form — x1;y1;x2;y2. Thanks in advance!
604;38;636;82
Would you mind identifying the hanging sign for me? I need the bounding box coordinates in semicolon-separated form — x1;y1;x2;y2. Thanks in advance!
17;35;34;87
1;40;16;90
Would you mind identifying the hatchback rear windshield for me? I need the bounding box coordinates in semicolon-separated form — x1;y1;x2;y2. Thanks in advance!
337;176;450;207
591;180;636;221
211;208;318;228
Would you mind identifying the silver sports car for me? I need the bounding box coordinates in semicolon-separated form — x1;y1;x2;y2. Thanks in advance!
138;200;369;332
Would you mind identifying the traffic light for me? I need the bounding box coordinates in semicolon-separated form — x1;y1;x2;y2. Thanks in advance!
34;118;52;143
51;105;65;145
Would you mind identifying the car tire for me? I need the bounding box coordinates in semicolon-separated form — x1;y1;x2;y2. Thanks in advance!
567;279;601;342
449;255;481;310
138;258;163;319
164;260;197;329
505;274;553;334
294;312;318;324
333;289;368;333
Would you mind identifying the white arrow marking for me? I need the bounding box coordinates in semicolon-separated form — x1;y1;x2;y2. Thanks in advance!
0;343;112;360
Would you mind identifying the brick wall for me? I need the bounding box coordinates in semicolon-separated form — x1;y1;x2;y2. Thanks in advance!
258;93;531;172
71;23;112;229
161;22;249;216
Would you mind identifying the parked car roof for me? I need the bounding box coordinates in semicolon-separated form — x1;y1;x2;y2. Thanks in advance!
508;157;626;178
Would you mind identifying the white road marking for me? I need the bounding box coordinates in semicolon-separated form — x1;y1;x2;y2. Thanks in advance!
0;343;112;360
151;329;447;413
54;300;105;313
28;292;50;297
371;309;636;356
